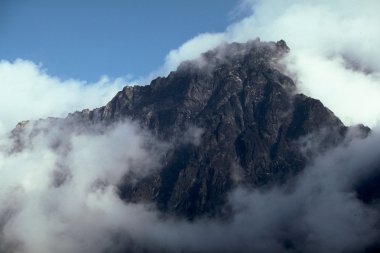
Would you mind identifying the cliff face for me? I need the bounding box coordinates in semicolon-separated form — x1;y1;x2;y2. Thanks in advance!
59;39;351;218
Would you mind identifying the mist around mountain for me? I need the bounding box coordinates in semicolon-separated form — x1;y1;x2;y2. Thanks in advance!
0;40;379;253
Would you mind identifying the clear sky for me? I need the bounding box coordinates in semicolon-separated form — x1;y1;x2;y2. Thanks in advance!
0;0;239;81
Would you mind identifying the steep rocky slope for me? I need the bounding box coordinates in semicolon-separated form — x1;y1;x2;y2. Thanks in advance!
54;39;358;219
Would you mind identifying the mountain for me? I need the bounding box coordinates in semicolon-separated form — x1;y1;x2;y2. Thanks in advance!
8;38;380;253
30;39;363;220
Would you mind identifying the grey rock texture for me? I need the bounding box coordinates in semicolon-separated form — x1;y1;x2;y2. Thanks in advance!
62;39;352;219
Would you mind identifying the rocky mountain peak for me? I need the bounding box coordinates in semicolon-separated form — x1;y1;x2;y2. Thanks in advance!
13;39;361;219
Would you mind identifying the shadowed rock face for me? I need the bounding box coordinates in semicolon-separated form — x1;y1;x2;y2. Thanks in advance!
61;39;351;219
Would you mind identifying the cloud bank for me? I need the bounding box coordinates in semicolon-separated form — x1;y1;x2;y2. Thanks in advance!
0;119;379;253
0;120;171;253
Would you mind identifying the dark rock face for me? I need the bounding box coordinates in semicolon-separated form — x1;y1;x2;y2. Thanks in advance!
64;39;349;219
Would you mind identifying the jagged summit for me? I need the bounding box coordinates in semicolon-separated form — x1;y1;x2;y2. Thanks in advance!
176;39;290;73
69;39;296;128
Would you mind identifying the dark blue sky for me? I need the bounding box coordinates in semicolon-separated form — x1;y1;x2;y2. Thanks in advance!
0;0;239;81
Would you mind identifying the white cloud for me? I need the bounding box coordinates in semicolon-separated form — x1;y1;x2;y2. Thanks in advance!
162;33;225;73
284;52;380;127
0;59;126;134
0;121;169;253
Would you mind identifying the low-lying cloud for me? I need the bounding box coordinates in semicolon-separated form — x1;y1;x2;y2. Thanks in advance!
0;120;170;253
1;120;379;253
